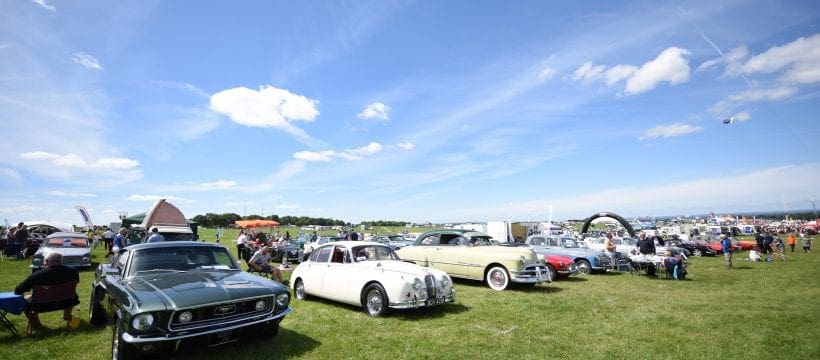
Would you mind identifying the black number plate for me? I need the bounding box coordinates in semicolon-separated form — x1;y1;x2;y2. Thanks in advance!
209;329;238;346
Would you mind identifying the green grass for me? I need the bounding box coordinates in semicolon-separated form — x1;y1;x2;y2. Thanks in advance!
1;232;818;359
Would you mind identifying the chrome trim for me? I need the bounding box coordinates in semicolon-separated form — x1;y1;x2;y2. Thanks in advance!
122;307;292;344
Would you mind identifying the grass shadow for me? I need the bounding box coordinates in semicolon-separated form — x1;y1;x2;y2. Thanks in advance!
171;327;320;360
557;276;588;283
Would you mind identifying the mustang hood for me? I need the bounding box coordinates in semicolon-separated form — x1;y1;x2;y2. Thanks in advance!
123;271;279;311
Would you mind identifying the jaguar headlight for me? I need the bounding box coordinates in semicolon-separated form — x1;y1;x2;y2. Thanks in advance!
275;293;290;309
413;278;423;290
131;313;155;331
440;276;450;287
177;311;193;323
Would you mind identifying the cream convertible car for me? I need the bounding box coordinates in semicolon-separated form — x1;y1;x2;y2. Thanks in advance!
396;230;551;291
289;241;455;317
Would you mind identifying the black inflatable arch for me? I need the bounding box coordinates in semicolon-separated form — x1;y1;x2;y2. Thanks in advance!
580;212;636;238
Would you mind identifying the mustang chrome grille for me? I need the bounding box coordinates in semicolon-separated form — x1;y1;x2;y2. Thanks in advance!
168;296;273;331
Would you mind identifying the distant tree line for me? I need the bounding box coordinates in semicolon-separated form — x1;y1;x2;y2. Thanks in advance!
191;212;346;228
360;220;408;227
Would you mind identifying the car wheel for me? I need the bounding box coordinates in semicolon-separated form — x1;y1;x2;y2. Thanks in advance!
576;259;592;275
485;266;510;291
294;279;308;300
693;249;703;257
362;283;389;317
112;320;136;360
546;264;557;281
89;288;108;325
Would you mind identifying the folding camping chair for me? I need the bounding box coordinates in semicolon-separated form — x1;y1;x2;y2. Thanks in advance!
26;281;79;334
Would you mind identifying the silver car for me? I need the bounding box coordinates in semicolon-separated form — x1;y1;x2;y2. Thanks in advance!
30;231;92;272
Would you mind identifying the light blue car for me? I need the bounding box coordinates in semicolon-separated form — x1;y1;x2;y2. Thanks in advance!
524;235;612;275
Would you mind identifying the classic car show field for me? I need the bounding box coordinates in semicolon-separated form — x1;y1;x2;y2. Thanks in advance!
0;229;817;359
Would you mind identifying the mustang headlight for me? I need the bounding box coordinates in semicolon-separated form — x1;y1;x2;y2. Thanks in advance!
413;278;423;290
131;313;155;331
275;293;290;309
177;311;193;323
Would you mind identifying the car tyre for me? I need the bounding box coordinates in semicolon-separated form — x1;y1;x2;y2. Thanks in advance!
362;283;388;317
294;279;308;300
485;266;510;291
89;288;108;325
112;320;137;360
546;264;557;281
576;259;592;275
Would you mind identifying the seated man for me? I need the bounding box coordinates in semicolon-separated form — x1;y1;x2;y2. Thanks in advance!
14;252;80;331
248;246;283;282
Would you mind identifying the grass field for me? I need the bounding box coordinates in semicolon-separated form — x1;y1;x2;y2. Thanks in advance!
1;229;817;359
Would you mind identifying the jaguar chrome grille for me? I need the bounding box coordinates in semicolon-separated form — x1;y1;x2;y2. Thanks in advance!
424;274;437;298
168;296;273;331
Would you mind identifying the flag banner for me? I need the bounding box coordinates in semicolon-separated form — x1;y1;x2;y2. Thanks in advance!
75;205;94;229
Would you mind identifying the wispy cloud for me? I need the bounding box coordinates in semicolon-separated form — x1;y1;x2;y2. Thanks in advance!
20;151;138;169
357;102;391;121
396;142;415;150
71;52;103;70
197;180;238;189
49;190;96;198
31;0;55;11
709;86;798;114
0;168;23;186
127;194;191;202
210;85;324;147
294;142;383;162
572;47;691;95
639;123;702;140
738;34;820;85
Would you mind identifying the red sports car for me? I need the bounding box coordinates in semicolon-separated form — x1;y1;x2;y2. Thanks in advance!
544;254;578;279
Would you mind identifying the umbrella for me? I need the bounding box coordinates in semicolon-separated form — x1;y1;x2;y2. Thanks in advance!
235;220;280;229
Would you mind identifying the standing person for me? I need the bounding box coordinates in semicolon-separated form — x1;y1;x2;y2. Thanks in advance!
786;233;797;253
14;252;80;332
800;233;812;253
636;231;655;255
14;222;29;244
102;228;115;250
762;231;773;255
603;232;618;268
720;234;733;269
111;228;126;255
236;230;249;260
755;232;765;255
146;227;165;243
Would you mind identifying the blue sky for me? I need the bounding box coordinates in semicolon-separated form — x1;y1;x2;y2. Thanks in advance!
2;0;819;228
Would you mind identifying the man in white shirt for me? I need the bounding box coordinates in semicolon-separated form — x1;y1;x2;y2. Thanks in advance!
248;246;282;282
236;230;249;260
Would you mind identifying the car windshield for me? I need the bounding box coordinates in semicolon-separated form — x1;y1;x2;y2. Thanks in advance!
352;245;400;261
129;246;239;276
45;237;89;248
387;235;407;242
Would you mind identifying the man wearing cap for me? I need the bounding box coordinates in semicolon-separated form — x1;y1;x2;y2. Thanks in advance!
146;227;165;243
720;234;733;269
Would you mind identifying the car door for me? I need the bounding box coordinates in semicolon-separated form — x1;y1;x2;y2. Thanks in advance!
320;245;354;302
301;246;332;296
431;234;470;277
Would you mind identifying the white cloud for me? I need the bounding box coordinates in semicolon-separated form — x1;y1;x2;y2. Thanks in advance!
537;66;556;80
20;151;139;169
709;86;799;114
396;142;415;150
357;102;391;121
294;142;383;162
31;0;55;11
605;65;637;85
738;34;820;84
127;194;189;202
49;190;96;198
625;47;691;95
698;45;749;73
571;61;605;83
277;204;301;210
198;180;238;189
71;52;103;70
732;111;751;122
210;85;319;127
639;123;702;140
572;47;691;95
